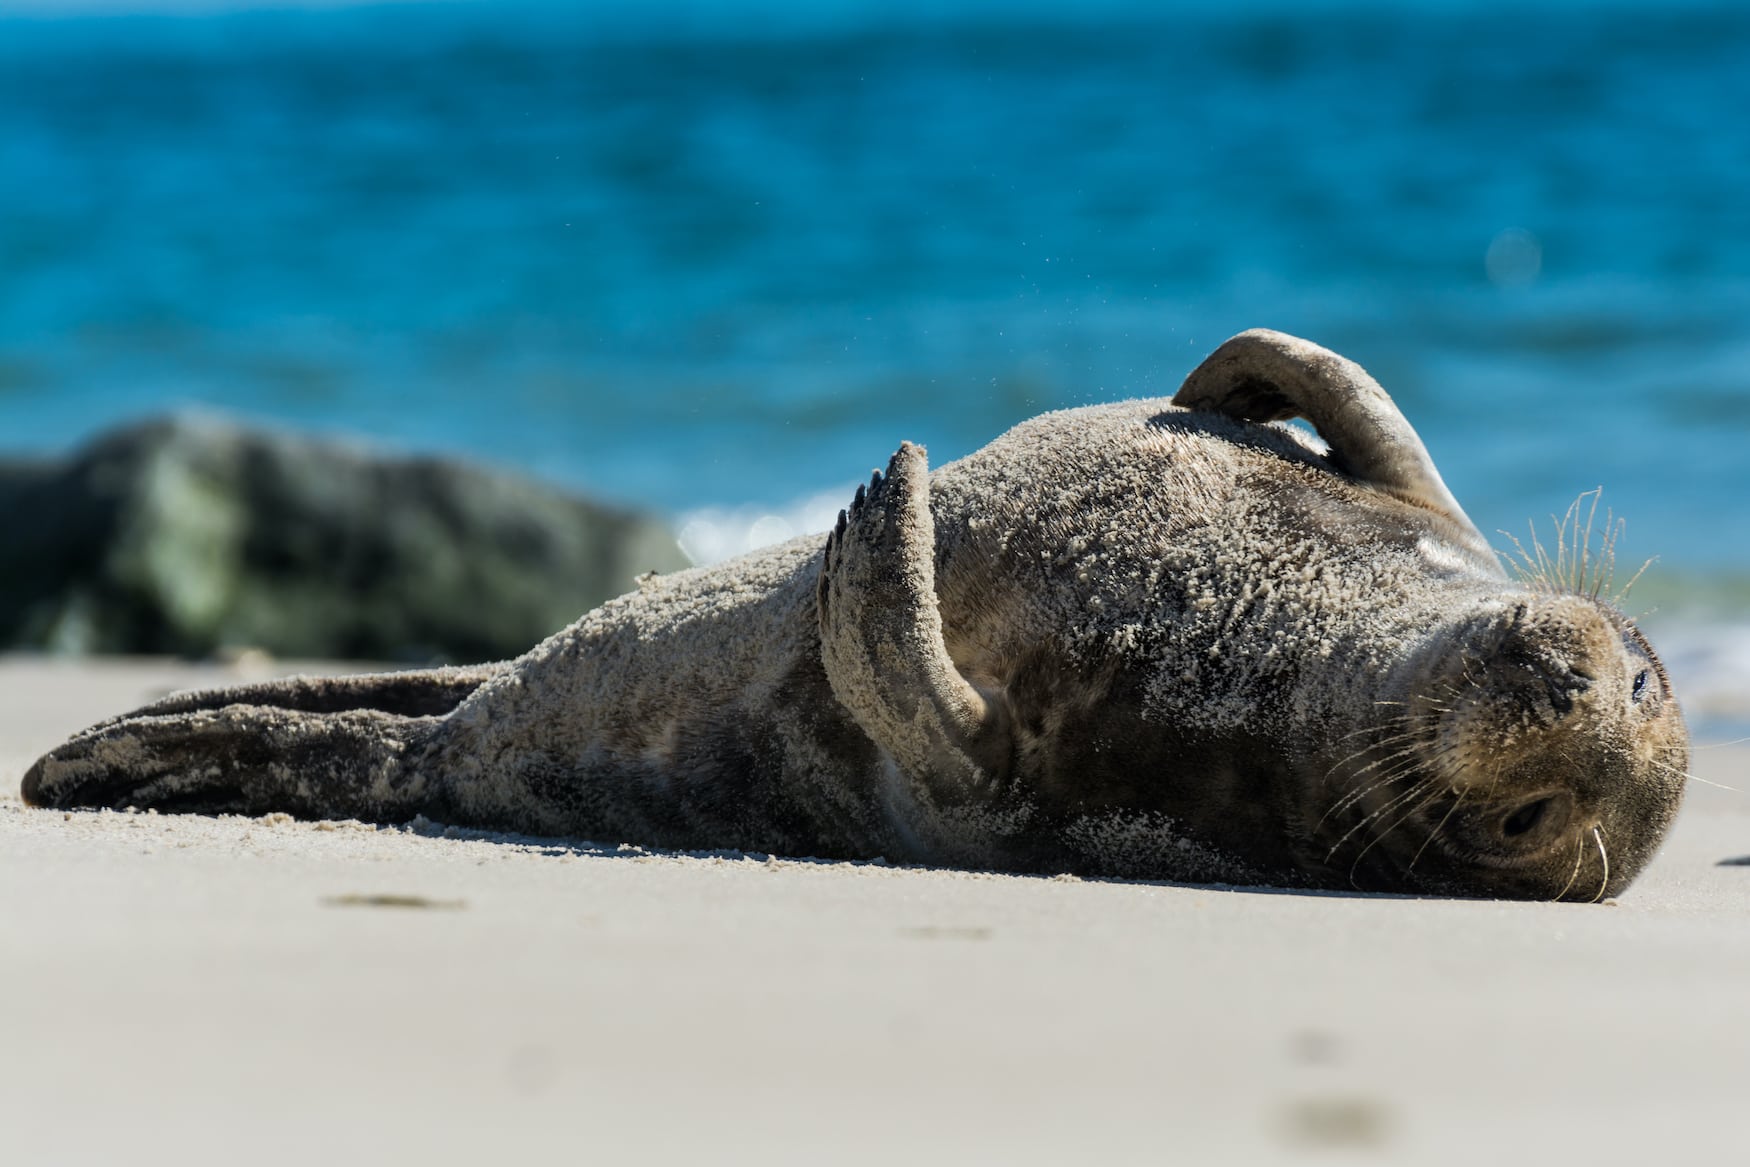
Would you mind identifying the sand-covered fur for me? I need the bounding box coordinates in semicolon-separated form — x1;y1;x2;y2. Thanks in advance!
22;331;1689;899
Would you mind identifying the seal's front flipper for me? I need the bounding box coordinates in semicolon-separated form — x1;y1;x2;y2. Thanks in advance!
1174;328;1495;562
20;705;441;822
817;442;1011;798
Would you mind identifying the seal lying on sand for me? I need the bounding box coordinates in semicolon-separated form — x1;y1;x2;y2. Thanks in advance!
21;331;1688;900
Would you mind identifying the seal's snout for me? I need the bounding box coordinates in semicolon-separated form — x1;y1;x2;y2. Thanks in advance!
1379;592;1691;900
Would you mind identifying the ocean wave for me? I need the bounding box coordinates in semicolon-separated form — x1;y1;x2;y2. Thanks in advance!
675;485;855;566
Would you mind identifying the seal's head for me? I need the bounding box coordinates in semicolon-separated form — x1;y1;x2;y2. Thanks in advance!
1319;593;1688;900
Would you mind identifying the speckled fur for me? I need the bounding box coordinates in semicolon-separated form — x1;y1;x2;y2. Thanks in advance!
22;331;1689;899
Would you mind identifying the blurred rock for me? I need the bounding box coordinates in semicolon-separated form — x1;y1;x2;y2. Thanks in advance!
0;415;689;663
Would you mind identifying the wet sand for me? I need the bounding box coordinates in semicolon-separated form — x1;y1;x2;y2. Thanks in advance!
2;655;1747;1165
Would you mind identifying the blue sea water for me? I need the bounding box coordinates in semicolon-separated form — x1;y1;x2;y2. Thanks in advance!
3;1;1750;696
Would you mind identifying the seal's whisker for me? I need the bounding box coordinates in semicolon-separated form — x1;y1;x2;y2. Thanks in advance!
1371;697;1452;715
1325;726;1426;774
1612;555;1655;607
1329;716;1417;748
1499;488;1637;602
1422;677;1474;704
1316;757;1424;831
1317;747;1429;828
1644;756;1737;792
1499;522;1559;595
1553;828;1588;902
1589;826;1611;904
1566;493;1591;594
1407;789;1465;873
1319;727;1426;788
1396;688;1458;716
1425;690;1466;712
1579;490;1605;599
1348;782;1445;889
1324;774;1427;859
1321;759;1417;812
1491;486;1624;598
1325;774;1438;863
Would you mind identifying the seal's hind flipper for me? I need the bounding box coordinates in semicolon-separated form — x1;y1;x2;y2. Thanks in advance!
79;663;506;736
20;703;441;822
1174;328;1494;561
27;665;505;815
817;442;1010;798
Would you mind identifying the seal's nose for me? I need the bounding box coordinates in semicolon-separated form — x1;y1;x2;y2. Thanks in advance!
1491;634;1593;719
1531;661;1591;716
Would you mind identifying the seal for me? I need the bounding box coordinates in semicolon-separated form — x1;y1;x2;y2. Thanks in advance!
20;330;1689;900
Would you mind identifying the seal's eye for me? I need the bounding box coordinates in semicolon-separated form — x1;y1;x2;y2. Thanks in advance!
1631;669;1649;703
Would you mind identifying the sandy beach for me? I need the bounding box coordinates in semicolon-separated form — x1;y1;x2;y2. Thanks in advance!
2;654;1747;1166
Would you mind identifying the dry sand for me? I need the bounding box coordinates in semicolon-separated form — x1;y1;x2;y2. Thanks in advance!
2;654;1747;1166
